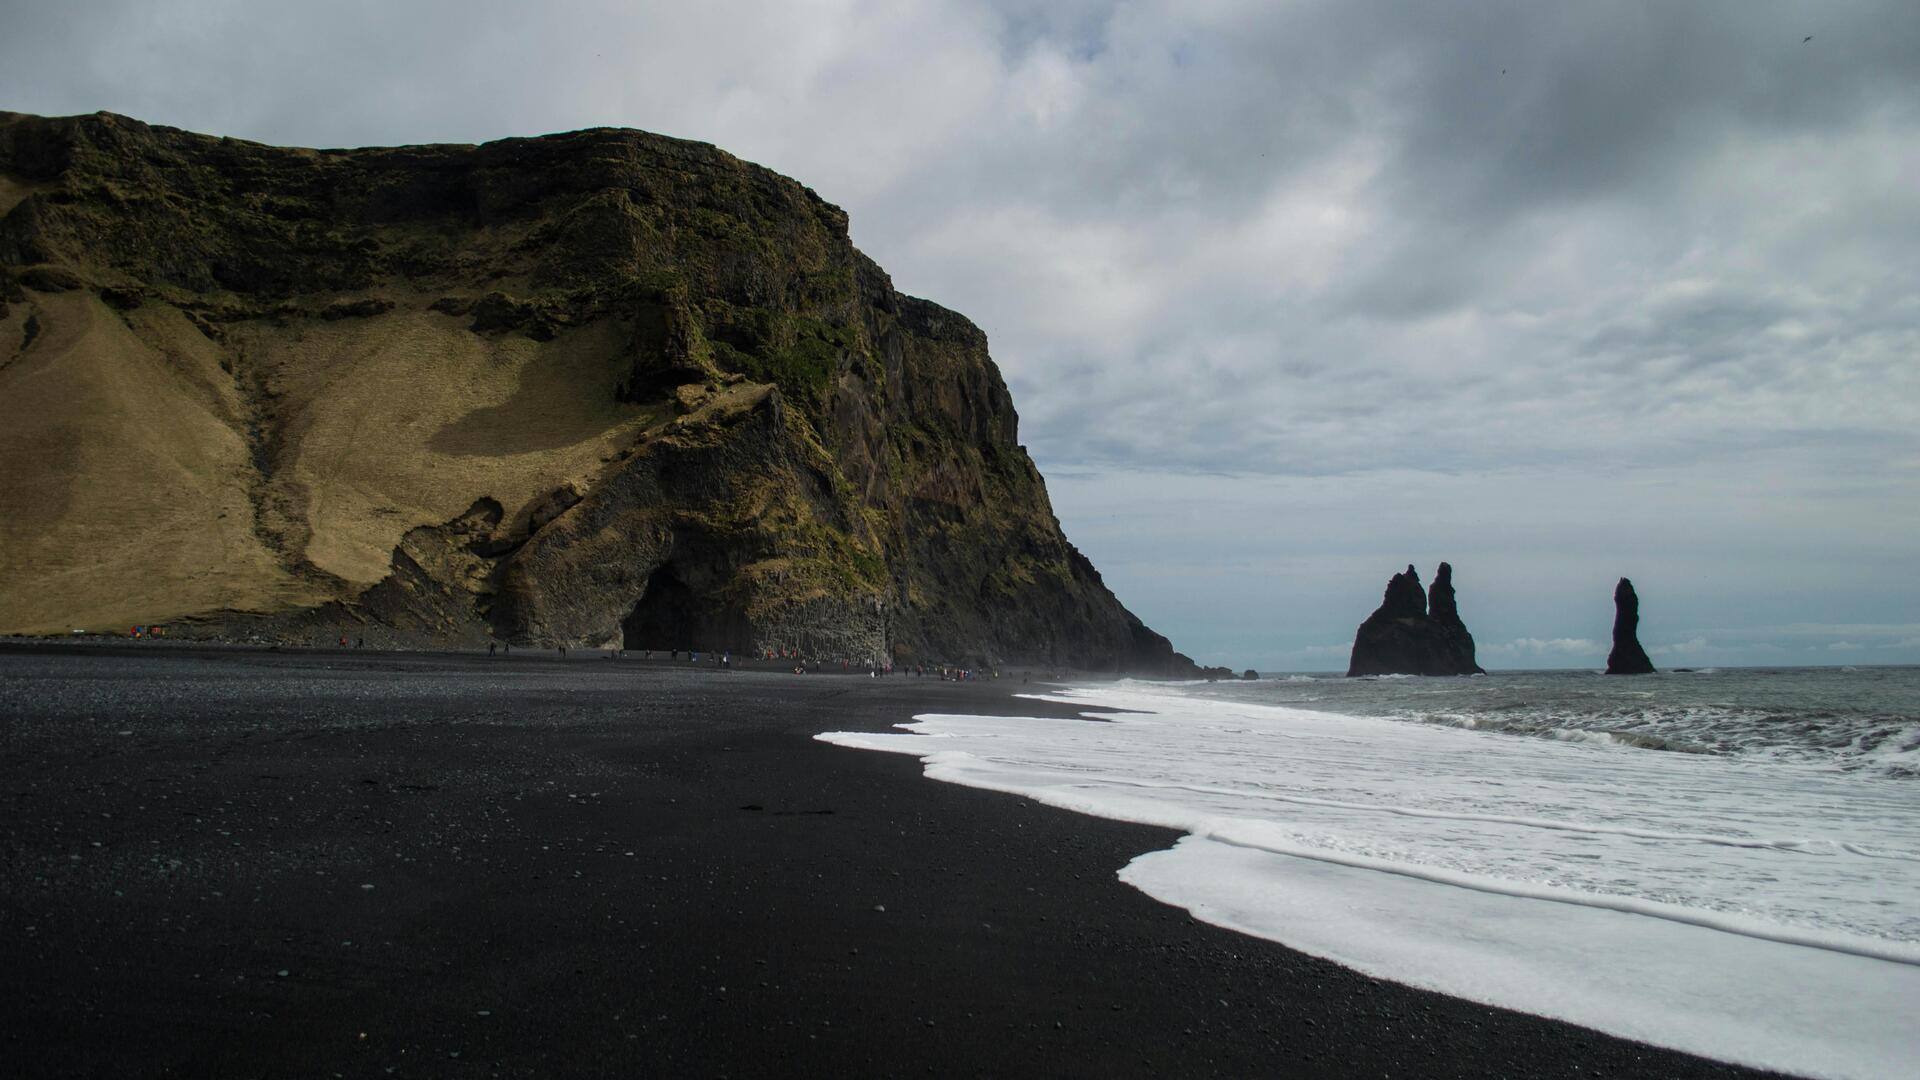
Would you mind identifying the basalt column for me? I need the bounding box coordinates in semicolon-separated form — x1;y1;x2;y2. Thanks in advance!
1605;577;1656;675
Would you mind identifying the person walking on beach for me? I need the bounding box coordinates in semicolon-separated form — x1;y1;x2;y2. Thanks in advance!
488;642;496;657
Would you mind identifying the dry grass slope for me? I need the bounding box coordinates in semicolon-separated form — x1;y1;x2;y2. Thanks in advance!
0;289;302;631
0;287;664;632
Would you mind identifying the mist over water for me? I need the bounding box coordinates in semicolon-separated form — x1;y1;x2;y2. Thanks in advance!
820;665;1920;1078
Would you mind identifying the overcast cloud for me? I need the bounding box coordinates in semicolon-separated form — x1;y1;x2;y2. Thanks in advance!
4;1;1916;669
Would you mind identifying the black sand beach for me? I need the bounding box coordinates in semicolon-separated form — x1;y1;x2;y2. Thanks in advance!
2;644;1775;1077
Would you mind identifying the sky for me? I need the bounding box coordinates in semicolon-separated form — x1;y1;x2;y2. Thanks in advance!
4;1;1917;670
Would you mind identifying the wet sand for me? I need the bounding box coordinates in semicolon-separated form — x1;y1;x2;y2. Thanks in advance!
0;643;1775;1077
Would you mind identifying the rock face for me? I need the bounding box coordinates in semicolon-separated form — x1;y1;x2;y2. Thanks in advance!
1424;562;1483;672
1346;562;1484;677
0;110;1200;673
1605;577;1656;675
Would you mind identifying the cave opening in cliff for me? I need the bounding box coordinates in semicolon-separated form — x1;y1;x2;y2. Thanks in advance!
622;564;701;651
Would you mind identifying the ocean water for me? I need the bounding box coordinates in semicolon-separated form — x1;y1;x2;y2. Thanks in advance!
819;666;1920;1079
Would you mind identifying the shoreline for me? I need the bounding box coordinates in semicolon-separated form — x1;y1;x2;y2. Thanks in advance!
0;634;1114;684
1;643;1775;1077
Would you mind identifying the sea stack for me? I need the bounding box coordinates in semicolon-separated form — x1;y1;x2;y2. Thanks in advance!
1605;577;1656;675
1346;563;1485;677
1426;562;1482;672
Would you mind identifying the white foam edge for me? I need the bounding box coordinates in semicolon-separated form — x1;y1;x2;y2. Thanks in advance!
1122;834;1918;1080
818;712;1920;1079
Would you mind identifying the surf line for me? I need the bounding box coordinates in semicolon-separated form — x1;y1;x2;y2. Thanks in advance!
1013;695;1920;861
1192;827;1920;967
1058;772;1894;857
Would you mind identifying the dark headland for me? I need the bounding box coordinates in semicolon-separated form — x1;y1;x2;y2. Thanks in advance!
0;643;1772;1078
0;109;1202;677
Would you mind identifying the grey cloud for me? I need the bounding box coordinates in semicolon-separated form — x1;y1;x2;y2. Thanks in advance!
1378;4;1920;220
4;1;1918;667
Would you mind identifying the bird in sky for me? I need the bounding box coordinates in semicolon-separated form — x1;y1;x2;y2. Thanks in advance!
1803;35;1813;43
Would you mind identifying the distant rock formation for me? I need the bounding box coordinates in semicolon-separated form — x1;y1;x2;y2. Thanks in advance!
1605;578;1656;675
1241;669;1259;681
1346;562;1485;677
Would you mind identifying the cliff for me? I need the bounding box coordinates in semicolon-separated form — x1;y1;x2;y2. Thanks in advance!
1346;562;1484;677
0;110;1196;672
1605;577;1656;675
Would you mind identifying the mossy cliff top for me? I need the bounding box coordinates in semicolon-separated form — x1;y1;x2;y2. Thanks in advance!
0;111;1203;674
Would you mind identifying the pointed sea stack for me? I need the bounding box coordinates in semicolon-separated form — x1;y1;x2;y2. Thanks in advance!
1426;562;1483;673
1346;563;1485;676
1605;577;1656;675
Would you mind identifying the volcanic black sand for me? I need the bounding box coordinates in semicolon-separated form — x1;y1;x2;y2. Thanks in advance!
1;643;1776;1078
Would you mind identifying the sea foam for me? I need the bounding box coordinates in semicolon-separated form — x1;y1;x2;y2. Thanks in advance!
818;685;1920;1079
